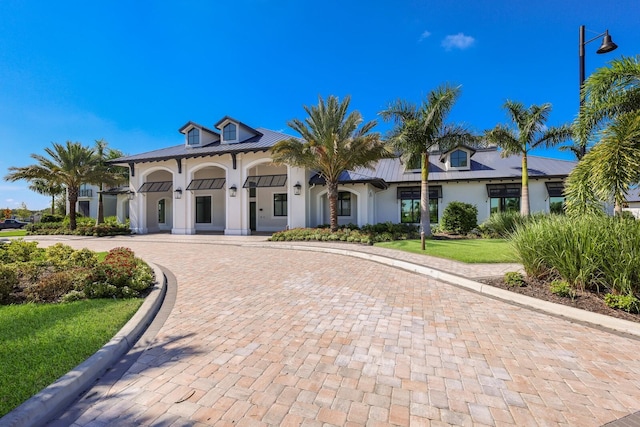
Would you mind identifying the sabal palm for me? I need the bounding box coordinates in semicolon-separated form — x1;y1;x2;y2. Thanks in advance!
92;139;128;224
28;179;64;215
485;101;572;216
4;141;99;230
380;84;477;243
565;111;640;216
575;55;640;153
271;95;390;232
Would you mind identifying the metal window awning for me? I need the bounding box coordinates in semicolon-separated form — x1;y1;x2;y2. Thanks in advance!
486;183;521;198
397;186;442;199
243;174;287;188
186;178;226;191
545;182;564;197
138;181;172;192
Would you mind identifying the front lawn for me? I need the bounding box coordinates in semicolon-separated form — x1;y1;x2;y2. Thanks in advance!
0;299;142;417
375;238;518;263
0;230;27;237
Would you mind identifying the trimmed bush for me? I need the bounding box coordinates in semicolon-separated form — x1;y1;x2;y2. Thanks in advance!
441;202;478;235
0;265;18;303
604;293;640;313
504;271;525;287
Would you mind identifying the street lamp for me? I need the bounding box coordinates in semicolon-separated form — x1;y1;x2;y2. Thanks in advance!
579;25;618;156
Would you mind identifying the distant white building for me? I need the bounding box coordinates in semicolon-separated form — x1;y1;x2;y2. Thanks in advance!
67;184;129;223
108;116;577;235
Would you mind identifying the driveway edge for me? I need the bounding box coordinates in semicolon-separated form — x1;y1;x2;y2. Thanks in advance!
264;243;640;338
0;262;167;427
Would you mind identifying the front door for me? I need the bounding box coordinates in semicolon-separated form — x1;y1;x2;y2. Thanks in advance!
249;202;256;232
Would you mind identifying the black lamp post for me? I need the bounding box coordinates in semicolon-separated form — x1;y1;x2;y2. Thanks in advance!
579;25;618;157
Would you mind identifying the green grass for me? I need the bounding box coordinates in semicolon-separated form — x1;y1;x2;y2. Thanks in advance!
0;230;27;237
0;299;143;416
375;238;518;263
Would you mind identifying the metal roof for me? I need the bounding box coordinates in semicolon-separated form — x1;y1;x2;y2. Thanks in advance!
111;127;294;165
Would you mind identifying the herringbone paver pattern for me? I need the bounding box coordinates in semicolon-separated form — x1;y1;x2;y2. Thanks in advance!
34;235;640;426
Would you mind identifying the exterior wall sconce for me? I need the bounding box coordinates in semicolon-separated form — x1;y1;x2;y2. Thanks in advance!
174;188;182;199
229;185;237;197
127;191;135;201
293;182;302;196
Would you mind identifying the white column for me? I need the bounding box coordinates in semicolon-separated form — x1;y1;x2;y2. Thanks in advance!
288;166;307;229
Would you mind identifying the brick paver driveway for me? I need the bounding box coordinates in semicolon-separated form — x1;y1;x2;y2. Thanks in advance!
43;236;640;426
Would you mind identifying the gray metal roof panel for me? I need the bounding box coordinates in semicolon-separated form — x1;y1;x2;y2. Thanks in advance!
111;127;294;164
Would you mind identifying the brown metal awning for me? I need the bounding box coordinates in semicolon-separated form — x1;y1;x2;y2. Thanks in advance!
243;174;287;188
138;181;172;193
545;182;564;197
186;178;226;190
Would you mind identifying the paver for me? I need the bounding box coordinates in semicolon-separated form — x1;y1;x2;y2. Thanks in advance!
29;235;640;426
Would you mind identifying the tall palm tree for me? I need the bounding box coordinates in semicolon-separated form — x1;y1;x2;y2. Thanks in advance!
565;111;640;216
271;95;390;232
485;101;572;216
28;178;64;215
380;84;478;249
92;139;128;224
4;141;99;230
575;55;640;155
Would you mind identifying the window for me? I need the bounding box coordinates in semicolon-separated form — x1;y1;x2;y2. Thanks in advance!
187;128;199;145
337;192;351;216
78;201;90;217
79;184;92;198
549;196;565;214
450;149;468;168
274;193;287;216
490;197;520;214
223;123;236;141
158;199;166;223
400;197;438;223
196;196;212;223
249;187;256;198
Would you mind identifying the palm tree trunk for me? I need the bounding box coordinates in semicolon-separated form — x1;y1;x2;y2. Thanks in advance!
520;154;530;216
68;187;78;230
97;183;104;225
420;152;431;250
50;195;55;215
327;179;339;232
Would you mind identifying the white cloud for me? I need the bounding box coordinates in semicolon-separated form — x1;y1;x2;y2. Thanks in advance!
419;30;431;42
441;33;475;50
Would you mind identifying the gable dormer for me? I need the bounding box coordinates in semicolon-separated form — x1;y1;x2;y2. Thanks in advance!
214;116;263;144
178;121;220;148
440;146;475;171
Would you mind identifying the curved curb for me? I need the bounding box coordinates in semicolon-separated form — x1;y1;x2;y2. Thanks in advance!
0;262;167;427
258;243;640;338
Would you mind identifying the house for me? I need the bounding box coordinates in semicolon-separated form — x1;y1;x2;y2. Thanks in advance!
109;116;577;235
68;184;128;222
623;188;640;219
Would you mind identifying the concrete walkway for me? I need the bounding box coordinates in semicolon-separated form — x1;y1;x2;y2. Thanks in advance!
11;235;640;426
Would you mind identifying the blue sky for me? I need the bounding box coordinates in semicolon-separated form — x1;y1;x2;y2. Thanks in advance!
1;0;638;210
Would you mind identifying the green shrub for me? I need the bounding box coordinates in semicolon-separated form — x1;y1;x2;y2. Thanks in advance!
45;243;77;270
549;280;576;298
61;289;86;303
0;265;18;303
504;271;525;287
604;293;640;313
441;202;478;235
510;215;640;294
1;239;44;263
84;282;119;299
40;214;64;223
479;211;546;238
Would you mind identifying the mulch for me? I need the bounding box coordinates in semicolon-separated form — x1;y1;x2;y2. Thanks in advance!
479;276;640;324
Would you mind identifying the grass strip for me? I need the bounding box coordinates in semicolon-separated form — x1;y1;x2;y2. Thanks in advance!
0;298;142;416
375;238;517;263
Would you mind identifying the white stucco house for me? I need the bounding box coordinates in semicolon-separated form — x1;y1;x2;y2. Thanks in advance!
67;184;128;223
107;116;577;235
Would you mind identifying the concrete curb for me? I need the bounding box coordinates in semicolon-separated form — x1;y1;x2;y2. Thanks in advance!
261;243;640;338
0;262;167;427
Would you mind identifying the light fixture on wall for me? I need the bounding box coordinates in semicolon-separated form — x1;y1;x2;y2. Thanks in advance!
127;191;135;201
229;185;237;197
293;182;302;196
174;188;182;199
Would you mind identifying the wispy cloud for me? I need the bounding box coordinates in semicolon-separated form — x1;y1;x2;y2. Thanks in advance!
418;30;431;42
441;33;475;50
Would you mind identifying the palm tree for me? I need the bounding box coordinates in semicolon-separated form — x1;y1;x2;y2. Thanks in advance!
271;95;390;232
4;141;99;230
565;111;640;217
380;84;478;249
28;179;64;215
485;101;572;216
575;55;640;155
92;139;128;224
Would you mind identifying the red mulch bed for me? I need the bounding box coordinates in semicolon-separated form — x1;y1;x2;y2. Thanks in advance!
478;276;640;323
